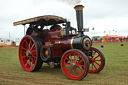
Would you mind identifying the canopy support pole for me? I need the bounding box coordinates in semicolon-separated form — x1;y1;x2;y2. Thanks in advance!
23;25;26;36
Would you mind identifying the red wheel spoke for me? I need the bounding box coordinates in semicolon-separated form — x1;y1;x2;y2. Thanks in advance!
69;55;73;62
31;53;37;59
79;59;83;64
31;58;35;64
78;66;84;72
29;42;31;49
21;47;28;51
25;62;28;66
91;64;93;70
29;58;34;69
29;58;31;62
22;56;27;59
29;39;33;49
32;55;36;58
30;39;32;46
94;61;100;66
65;63;70;66
75;68;80;75
30;61;33;69
66;58;71;62
79;64;85;68
25;59;30;66
31;50;37;58
76;55;79;60
74;69;76;76
30;43;35;50
73;53;76;61
95;59;101;61
24;40;29;48
95;55;99;59
31;50;36;53
92;63;97;70
76;55;80;62
66;67;71;71
70;68;72;74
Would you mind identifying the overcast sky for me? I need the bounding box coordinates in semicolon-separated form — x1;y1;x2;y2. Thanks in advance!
0;0;128;40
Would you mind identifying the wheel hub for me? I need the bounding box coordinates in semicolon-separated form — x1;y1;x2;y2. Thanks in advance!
70;62;76;68
91;57;95;63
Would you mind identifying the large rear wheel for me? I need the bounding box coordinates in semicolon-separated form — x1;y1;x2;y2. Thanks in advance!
19;35;43;71
61;49;89;80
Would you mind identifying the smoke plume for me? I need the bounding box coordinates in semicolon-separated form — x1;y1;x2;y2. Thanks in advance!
59;0;81;5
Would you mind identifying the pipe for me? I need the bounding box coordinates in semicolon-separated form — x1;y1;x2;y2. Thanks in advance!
74;5;84;36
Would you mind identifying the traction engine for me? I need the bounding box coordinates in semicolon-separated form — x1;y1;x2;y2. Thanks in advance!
13;5;105;80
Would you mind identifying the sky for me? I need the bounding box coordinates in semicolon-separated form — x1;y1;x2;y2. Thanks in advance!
0;0;128;40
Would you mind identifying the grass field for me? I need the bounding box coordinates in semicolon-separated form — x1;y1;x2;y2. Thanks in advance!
0;42;128;85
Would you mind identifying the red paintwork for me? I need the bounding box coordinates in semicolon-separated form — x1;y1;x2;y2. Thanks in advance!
51;37;73;57
51;44;63;57
59;37;73;51
46;31;61;41
43;29;62;57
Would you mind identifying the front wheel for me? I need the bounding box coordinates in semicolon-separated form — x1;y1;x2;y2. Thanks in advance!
88;47;105;73
61;49;89;80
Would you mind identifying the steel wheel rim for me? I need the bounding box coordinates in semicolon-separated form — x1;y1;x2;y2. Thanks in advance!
19;36;37;71
61;51;87;80
89;48;103;73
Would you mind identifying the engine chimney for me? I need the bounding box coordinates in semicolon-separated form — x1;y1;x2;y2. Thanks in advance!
74;5;84;36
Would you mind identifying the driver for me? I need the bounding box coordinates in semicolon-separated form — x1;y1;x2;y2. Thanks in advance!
50;25;62;32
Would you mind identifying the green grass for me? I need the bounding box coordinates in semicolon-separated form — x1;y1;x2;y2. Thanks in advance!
0;42;128;85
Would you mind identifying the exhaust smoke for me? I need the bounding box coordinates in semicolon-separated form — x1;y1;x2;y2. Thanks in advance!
59;0;81;5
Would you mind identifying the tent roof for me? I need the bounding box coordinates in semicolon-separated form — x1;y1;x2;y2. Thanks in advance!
103;35;124;38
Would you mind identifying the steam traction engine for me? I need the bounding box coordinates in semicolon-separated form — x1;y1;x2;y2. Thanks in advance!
13;5;105;80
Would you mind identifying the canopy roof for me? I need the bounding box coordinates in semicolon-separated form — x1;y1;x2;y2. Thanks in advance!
13;15;66;26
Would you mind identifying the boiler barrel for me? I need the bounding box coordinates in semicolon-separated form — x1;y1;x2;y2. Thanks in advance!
58;35;92;52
